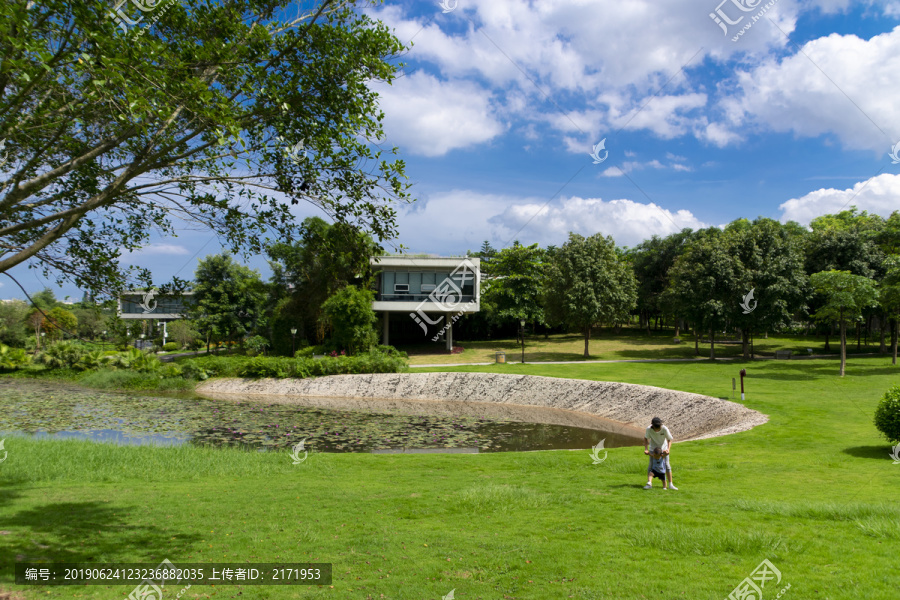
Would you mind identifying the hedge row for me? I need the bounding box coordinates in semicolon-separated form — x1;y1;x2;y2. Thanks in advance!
177;348;408;380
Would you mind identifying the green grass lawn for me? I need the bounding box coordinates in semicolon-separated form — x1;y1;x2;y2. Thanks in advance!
1;357;898;599
402;327;888;365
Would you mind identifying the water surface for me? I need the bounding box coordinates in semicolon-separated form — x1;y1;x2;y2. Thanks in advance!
0;378;642;453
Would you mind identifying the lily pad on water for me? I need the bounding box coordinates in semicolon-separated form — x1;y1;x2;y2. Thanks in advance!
0;378;635;453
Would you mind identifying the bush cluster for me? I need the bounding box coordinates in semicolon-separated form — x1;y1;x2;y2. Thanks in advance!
179;346;408;380
874;385;900;443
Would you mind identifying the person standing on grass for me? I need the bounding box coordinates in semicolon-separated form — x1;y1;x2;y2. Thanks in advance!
643;416;678;490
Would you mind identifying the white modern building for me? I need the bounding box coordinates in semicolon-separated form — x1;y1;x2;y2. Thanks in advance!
370;256;481;350
117;289;192;344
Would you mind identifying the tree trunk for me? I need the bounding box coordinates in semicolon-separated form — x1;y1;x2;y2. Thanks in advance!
645;311;651;336
583;324;591;357
741;328;750;360
694;327;700;355
675;322;680;337
856;321;861;351
840;309;846;377
889;318;898;364
880;313;887;353
709;327;716;360
824;331;830;352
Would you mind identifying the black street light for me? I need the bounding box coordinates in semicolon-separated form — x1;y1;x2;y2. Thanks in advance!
290;327;297;355
520;319;526;364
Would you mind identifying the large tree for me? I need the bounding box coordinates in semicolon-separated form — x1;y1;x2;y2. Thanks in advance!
482;242;546;330
628;229;693;335
543;233;637;357
320;284;377;355
267;216;375;348
881;256;900;365
809;270;879;376
0;0;409;295
188;253;267;351
727;218;808;359
665;228;742;359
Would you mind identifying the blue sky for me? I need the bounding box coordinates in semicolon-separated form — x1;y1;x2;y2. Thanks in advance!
7;0;900;300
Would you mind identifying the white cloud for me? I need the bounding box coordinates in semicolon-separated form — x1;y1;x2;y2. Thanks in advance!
139;244;190;255
372;71;505;157
721;26;900;151
601;159;688;176
489;195;707;248
778;173;900;224
369;0;804;149
118;243;190;265
394;189;707;252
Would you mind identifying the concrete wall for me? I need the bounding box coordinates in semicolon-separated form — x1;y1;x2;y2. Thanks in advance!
197;373;767;441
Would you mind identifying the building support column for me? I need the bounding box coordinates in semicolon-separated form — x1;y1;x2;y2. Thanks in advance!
445;321;453;352
382;312;390;346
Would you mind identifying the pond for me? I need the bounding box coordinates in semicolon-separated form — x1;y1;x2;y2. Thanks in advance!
0;379;643;453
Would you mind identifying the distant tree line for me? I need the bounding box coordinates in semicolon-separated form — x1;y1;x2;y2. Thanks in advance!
4;209;898;376
469;208;900;374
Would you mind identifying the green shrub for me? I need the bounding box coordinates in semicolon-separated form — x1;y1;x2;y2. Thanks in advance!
245;335;270;356
238;356;291;378
74;350;109;371
163;342;180;352
176;346;406;380
0;343;31;370
874;386;900;443
37;341;88;369
180;362;210;381
177;355;251;377
78;369;194;391
160;363;183;378
374;344;408;359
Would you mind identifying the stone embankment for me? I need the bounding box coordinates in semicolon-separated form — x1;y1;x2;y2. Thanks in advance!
197;373;767;441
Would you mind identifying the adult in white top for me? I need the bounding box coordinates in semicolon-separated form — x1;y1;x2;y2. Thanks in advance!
645;419;674;453
643;416;678;490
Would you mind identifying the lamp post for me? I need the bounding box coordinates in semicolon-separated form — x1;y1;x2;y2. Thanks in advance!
520;319;526;364
39;331;45;352
290;327;297;356
139;332;145;350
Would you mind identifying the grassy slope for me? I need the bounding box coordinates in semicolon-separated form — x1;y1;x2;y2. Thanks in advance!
1;357;898;600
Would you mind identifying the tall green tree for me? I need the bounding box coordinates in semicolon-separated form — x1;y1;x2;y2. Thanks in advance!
0;0;409;295
42;306;78;341
189;254;266;352
320;285;377;355
665;228;742;359
628;229;694;335
267;217;375;348
167;320;200;350
482;242;546;329
0;299;29;346
881;256;900;365
809;270;880;376
727;218;809;359
543;233;637;357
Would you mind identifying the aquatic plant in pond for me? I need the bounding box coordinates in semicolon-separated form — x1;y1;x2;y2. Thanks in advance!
0;379;640;453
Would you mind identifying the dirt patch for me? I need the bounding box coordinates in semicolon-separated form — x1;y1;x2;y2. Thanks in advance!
197;373;767;441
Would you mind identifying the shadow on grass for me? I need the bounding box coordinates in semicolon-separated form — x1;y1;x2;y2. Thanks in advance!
747;360;900;380
0;500;203;584
842;445;895;460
